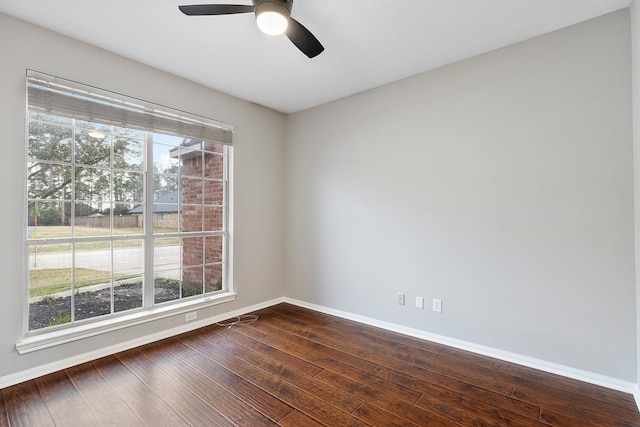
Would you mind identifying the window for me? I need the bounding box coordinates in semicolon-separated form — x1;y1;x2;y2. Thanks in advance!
25;70;233;333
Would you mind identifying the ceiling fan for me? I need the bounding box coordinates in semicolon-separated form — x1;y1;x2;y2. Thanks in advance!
179;0;324;58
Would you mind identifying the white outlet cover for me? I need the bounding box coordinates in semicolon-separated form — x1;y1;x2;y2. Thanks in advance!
433;298;442;313
397;293;405;305
416;296;424;309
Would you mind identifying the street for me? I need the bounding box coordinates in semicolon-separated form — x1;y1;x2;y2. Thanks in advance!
29;245;180;276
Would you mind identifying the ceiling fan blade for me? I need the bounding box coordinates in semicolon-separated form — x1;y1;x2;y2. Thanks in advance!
179;4;255;16
285;17;324;58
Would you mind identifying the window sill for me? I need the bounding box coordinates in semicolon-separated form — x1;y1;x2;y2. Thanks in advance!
16;292;237;354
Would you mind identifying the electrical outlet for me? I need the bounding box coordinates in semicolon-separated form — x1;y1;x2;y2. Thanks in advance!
397;293;405;305
432;298;442;313
416;296;424;309
185;312;197;322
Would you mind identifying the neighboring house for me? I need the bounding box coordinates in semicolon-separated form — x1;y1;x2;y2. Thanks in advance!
129;190;180;229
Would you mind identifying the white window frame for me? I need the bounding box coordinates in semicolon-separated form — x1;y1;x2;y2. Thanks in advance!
17;71;235;354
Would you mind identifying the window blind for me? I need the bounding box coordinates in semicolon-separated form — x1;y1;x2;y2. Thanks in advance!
26;70;233;145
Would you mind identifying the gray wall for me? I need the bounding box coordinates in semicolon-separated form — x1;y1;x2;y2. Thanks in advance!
0;13;286;378
285;10;636;381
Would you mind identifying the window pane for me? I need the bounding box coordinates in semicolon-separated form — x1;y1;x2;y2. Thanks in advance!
182;266;203;298
114;171;143;203
75;130;111;167
204;180;224;206
28;163;73;200
112;234;142;314
75;167;111;202
154;271;180;304
180;149;203;178
28;242;73;331
30;286;72;330
153;143;180;175
74;202;111;237
181;177;203;204
203;152;224;179
154;175;179;199
152;205;179;233
28;121;72;163
113;239;143;279
74;242;111;282
182;205;203;232
113;203;143;235
205;236;223;264
114;277;143;313
28;201;71;235
113;137;144;171
204;206;224;232
74;281;111;321
182;236;203;267
28;243;73;287
154;238;180;272
205;264;223;293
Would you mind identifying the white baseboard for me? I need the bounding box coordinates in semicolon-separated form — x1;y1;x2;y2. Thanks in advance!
0;297;285;389
284;297;639;397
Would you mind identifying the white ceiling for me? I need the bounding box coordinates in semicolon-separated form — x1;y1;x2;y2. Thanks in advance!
0;0;632;113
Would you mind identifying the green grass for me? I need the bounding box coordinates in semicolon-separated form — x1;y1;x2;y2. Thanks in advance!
29;268;137;297
48;312;71;327
29;226;179;253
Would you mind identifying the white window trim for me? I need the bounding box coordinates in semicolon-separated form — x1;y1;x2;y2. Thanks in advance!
16;291;237;354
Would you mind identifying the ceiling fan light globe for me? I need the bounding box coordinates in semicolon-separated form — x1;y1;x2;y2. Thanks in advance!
255;2;289;36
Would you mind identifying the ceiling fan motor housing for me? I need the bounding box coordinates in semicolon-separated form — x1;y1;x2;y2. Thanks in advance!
253;0;293;13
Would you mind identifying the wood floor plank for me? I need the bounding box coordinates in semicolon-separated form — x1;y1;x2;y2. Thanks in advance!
209;392;280;426
315;369;458;426
494;360;638;410
207;326;324;377
165;335;295;422
512;379;640;425
116;349;234;427
35;370;99;426
205;331;365;413
183;334;371;426
92;355;191;427
139;338;279;426
289;340;379;374
3;380;54;427
277;410;326;427
367;353;541;420
267;313;372;358
365;344;516;396
278;304;497;370
230;320;300;351
65;363;144;427
1;303;637;426
333;317;497;370
313;355;423;404
414;382;545;427
235;320;379;373
539;407;636;427
352;403;423;427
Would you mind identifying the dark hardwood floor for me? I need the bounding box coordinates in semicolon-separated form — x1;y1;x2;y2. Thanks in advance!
1;303;638;426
